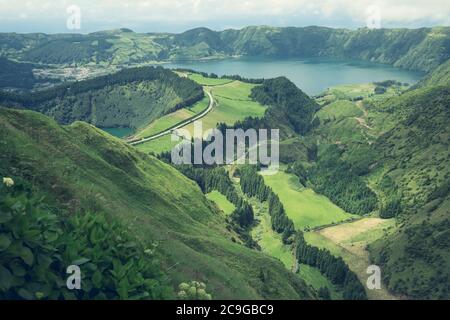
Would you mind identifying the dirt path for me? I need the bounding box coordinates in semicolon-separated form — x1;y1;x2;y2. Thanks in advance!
312;218;400;300
129;89;214;145
354;101;373;130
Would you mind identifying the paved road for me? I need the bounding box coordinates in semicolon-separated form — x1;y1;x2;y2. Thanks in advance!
130;90;214;146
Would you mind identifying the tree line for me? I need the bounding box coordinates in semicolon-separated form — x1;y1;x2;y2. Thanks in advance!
0;66;204;111
236;165;367;299
295;232;367;300
295;145;378;215
173;69;265;84
173;165;255;229
237;166;295;244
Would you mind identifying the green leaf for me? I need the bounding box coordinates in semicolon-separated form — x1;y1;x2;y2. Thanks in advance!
0;265;13;291
0;211;12;224
92;270;102;288
72;258;90;266
0;234;12;251
9;243;34;266
17;288;34;300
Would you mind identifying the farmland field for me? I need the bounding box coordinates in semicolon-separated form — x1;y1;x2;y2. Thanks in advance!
261;171;356;230
304;218;397;300
184;80;267;138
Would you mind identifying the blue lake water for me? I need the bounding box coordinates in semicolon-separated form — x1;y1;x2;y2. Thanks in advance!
103;57;424;137
166;57;424;96
101;127;134;138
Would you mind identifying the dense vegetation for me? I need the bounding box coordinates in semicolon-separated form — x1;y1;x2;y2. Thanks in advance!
0;66;204;129
238;166;295;243
236;166;366;299
306;59;450;299
295;233;367;300
306;145;378;215
0;108;313;299
171;165;256;232
3;26;449;72
0;58;43;90
0;182;171;300
250;77;319;136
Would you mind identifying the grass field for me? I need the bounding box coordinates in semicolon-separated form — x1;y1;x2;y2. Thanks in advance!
304;218;398;300
135;97;209;139
316;100;364;122
135;135;180;154
206;191;236;215
133;76;266;153
261;171;356;230
249;195;342;299
184;81;267;138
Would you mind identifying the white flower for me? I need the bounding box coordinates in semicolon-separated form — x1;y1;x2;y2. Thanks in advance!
3;177;14;187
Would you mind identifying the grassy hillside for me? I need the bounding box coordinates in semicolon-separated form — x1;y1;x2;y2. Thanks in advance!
418;58;450;87
308;77;450;299
0;107;314;300
184;78;267;138
261;171;356;230
2;26;449;72
0;66;204;130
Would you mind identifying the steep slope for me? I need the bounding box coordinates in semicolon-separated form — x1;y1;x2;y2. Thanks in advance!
0;107;314;299
308;81;450;299
0;66;204;130
0;58;43;90
417;58;450;87
227;77;320;139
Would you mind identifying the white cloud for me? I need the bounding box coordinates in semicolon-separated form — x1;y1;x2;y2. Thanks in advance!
0;0;449;31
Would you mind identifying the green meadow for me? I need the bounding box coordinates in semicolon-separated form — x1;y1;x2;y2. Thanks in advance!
188;73;234;86
249;194;341;299
135;96;210;139
206;190;236;215
135;135;180;154
184;80;267;138
261;171;356;230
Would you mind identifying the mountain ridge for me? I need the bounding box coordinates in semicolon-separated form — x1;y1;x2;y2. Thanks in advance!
1;25;449;72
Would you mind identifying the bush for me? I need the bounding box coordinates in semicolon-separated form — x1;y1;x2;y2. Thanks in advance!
0;183;172;300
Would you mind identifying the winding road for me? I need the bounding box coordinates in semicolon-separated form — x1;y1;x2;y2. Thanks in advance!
130;89;214;146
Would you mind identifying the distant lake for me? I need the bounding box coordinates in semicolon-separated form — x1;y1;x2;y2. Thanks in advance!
101;127;134;138
166;57;424;95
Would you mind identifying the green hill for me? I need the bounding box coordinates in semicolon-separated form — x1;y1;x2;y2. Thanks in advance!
0;107;314;300
417;59;450;87
0;58;43;90
307;79;450;299
0;66;204;130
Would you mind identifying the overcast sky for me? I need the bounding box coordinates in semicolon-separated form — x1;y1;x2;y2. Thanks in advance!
0;0;449;33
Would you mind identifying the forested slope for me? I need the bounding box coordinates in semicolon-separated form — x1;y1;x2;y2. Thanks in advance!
0;107;314;300
304;66;450;298
0;66;204;129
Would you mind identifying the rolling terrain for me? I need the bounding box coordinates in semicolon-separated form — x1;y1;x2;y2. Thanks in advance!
2;26;450;72
1;26;449;300
0;107;315;300
0;66;204;131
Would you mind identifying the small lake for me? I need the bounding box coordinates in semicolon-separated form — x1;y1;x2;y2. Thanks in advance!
166;57;424;96
101;127;134;138
103;57;424;138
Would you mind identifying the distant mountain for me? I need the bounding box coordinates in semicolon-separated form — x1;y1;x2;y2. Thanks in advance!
1;26;450;72
0;107;315;299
